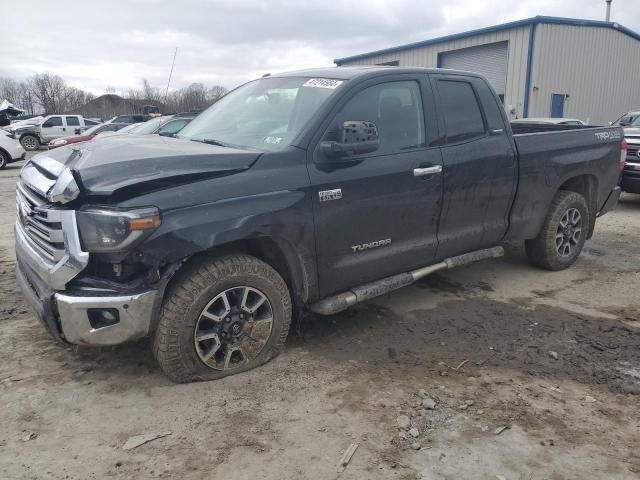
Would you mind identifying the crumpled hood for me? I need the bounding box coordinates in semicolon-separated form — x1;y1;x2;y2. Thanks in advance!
43;134;261;197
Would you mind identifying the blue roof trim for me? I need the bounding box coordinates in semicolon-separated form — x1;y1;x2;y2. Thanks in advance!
334;16;640;65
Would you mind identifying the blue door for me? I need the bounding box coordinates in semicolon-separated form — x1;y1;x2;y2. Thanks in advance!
550;94;565;118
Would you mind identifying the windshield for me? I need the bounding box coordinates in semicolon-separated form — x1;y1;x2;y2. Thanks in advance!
133;117;169;134
614;113;640;127
82;123;105;135
178;76;344;151
116;123;144;134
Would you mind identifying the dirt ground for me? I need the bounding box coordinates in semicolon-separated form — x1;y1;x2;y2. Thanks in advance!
1;153;639;480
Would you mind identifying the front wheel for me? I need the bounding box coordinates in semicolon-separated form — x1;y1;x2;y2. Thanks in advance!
0;150;7;169
152;254;292;383
20;135;40;151
525;190;589;271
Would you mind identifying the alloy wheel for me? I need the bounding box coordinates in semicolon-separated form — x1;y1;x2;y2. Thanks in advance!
194;286;274;371
555;207;582;257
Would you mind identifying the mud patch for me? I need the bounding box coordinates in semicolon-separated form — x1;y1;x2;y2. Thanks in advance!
295;298;640;394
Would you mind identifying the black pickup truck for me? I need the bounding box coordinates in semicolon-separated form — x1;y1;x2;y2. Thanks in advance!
15;67;623;382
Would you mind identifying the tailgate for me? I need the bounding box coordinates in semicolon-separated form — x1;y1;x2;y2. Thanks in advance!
507;126;622;240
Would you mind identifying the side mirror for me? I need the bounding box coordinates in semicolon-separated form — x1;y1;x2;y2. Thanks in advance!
320;121;380;159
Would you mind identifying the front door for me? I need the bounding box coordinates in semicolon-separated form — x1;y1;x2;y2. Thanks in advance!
40;116;66;141
308;77;443;297
550;94;565;118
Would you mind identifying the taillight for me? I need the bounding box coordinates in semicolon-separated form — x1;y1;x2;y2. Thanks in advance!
620;138;627;172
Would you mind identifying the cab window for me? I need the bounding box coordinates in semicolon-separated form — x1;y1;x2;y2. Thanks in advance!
329;81;425;156
43;117;62;127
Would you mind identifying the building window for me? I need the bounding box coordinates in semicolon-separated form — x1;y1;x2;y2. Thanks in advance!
376;60;399;66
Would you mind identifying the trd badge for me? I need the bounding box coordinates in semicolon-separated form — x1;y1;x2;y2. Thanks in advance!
319;189;342;202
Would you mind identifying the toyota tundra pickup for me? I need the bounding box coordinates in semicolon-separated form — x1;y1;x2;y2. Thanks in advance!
14;67;624;382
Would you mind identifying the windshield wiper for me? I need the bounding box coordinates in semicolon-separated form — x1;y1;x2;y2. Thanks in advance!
192;138;228;147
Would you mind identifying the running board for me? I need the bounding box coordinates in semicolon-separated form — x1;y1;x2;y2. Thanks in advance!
309;246;504;315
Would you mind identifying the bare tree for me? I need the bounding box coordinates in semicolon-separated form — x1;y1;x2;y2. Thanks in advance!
32;73;69;114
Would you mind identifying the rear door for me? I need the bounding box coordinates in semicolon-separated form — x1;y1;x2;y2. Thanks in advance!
430;74;516;259
39;116;65;141
309;75;443;296
64;115;82;135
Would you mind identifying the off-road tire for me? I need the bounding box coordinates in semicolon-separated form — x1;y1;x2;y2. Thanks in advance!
152;254;291;383
525;190;589;271
20;135;40;151
0;150;7;169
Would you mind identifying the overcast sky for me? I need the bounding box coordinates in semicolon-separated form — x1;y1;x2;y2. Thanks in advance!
1;0;638;95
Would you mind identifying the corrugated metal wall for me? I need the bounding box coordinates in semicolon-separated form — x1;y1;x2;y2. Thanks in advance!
339;26;531;118
529;24;640;124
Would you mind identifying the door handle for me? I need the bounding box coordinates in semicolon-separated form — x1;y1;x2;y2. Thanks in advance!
413;165;442;177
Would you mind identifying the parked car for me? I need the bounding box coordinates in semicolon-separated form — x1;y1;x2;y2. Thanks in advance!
106;114;149;124
511;117;587;126
0;130;25;168
15;67;623;382
48;122;129;149
10;115;93;151
614;111;640;193
612;111;640;127
0;112;12;127
101;116;192;137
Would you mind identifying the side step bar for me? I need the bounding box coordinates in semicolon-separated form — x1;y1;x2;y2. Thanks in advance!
309;246;504;315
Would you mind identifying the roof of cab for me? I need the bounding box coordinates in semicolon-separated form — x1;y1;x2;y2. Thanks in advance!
271;66;480;81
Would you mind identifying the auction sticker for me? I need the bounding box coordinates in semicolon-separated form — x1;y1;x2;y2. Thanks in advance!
303;78;344;89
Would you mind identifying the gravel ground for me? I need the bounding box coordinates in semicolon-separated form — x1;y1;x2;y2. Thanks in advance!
0;152;639;479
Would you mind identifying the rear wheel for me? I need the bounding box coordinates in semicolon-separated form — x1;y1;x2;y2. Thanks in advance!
525;190;589;270
20;135;39;151
152;255;291;383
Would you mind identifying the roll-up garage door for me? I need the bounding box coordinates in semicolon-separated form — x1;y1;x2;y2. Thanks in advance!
439;41;508;97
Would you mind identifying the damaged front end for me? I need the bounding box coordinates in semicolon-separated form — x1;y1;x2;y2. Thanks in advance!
15;153;181;346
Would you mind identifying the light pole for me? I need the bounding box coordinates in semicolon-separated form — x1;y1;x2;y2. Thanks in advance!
606;0;613;22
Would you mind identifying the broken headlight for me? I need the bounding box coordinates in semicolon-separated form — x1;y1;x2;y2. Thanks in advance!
76;207;161;252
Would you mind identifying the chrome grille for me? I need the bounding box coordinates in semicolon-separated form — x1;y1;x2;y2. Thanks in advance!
626;145;639;160
16;182;65;264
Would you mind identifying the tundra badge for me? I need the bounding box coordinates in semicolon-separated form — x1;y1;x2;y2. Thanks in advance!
319;189;342;202
352;238;391;252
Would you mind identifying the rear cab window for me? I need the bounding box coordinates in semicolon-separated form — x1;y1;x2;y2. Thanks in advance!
436;80;486;143
65;116;80;126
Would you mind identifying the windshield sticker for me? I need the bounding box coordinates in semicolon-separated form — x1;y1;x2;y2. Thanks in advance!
263;136;283;144
303;78;344;89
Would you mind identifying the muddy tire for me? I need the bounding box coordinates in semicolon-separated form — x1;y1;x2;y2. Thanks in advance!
525;190;589;271
20;135;40;151
0;150;7;169
152;254;291;383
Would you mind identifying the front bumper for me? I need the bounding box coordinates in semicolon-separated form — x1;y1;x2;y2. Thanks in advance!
16;260;158;346
621;161;640;193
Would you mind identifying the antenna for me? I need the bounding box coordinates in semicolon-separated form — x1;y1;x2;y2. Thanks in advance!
606;0;612;22
164;47;178;104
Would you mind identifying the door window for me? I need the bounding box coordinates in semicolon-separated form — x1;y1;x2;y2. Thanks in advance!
42;117;62;128
437;80;486;143
331;81;425;156
66;116;80;126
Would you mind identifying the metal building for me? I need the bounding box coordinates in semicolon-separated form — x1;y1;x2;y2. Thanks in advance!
334;16;640;124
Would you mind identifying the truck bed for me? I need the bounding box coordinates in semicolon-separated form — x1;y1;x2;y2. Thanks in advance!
507;125;623;240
